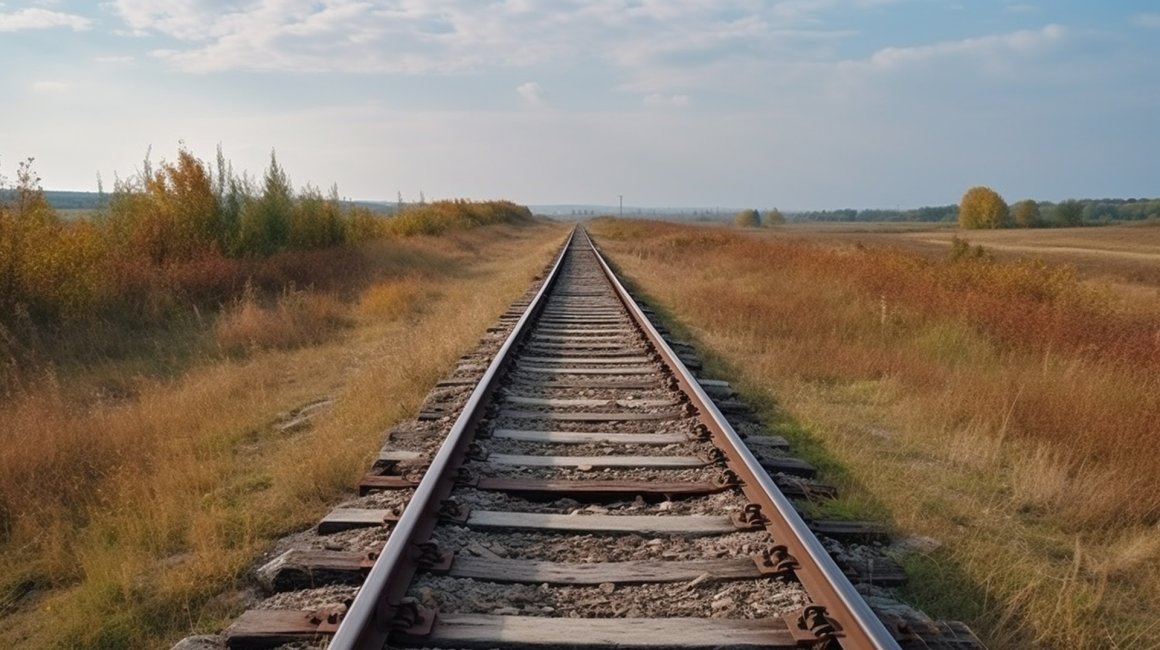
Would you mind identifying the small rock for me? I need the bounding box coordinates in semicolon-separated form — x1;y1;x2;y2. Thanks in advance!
657;501;673;511
598;582;616;594
493;606;520;615
417;587;438;609
576;464;594;472
169;635;223;650
711;598;735;611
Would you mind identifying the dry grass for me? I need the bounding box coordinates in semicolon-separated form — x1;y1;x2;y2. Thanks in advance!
0;221;566;649
214;284;351;353
768;222;1160;298
589;218;1160;649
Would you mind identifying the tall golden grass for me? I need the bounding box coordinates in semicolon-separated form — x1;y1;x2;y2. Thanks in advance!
0;222;564;648
214;284;350;353
590;218;1160;648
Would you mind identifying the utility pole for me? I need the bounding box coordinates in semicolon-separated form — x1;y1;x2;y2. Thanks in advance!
619;195;623;218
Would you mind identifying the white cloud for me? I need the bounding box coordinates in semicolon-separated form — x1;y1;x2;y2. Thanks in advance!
110;0;229;40
516;81;546;107
0;7;89;31
864;24;1066;70
103;0;880;75
1134;13;1160;28
643;93;690;108
32;80;69;93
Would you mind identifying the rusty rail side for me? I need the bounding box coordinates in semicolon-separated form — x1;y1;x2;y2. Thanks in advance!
326;228;577;650
585;229;902;650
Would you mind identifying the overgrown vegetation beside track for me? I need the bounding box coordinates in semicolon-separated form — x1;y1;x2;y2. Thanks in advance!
589;218;1160;649
0;147;552;649
0;149;532;391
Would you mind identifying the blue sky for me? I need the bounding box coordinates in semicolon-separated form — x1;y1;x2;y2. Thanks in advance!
1;0;1157;209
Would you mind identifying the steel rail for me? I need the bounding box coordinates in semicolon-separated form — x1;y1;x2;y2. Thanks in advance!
326;227;577;650
585;229;902;650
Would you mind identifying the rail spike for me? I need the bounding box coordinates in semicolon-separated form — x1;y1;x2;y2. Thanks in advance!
756;544;801;578
390;598;437;637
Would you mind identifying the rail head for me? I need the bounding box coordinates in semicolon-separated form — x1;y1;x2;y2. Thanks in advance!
327;226;578;650
583;227;902;650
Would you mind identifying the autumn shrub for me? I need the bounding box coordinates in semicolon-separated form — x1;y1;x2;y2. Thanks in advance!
734;208;761;227
1012;199;1041;228
384;200;533;236
959;186;1009;229
290;185;347;250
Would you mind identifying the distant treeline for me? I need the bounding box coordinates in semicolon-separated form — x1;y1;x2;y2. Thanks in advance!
790;198;1160;225
791;205;959;223
41;190;105;210
42;189;400;216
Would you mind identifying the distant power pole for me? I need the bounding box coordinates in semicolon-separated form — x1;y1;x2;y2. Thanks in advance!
619;195;623;218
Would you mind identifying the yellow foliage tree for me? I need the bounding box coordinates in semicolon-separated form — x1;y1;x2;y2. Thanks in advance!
144;148;223;260
959;186;1009;229
1012;200;1040;228
734;209;761;227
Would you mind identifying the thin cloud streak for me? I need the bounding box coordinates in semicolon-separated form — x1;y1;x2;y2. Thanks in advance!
0;7;90;31
1134;13;1160;28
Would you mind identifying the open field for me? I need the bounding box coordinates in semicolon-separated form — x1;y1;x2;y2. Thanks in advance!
589;218;1160;649
0;221;566;649
769;221;1160;301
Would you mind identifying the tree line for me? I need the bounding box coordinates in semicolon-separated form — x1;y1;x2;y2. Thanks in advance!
958;187;1160;229
734;208;786;227
786;197;1159;227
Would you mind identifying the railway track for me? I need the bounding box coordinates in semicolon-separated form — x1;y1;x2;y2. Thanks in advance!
215;226;982;650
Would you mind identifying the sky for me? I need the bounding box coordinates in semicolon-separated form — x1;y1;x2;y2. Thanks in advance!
1;0;1158;209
